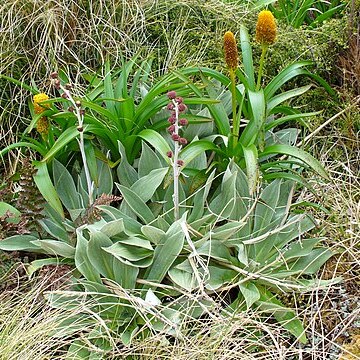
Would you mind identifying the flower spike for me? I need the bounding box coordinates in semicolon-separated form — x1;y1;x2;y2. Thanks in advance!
224;31;238;71
256;10;277;46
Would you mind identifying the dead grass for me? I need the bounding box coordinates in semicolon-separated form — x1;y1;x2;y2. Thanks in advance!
295;104;360;359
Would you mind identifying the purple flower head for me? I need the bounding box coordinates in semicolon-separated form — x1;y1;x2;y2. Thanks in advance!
167;91;177;100
178;103;187;112
167;103;175;111
168;116;176;124
167;125;175;134
179;137;188;145
179;118;188;126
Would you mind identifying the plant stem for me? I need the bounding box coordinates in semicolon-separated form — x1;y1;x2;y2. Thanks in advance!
256;44;268;91
78;123;94;205
62;86;94;205
172;100;180;220
230;69;238;149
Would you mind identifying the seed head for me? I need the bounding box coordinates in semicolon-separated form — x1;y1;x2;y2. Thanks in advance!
65;83;73;90
61;93;68;99
178;103;187;112
255;10;277;45
179;137;188;145
167;91;177;99
168;116;176;124
179;118;188;126
167;125;175;134
54;79;61;89
224;31;238;71
68;106;75;113
79;109;85;116
33;93;49;114
50;72;58;79
75;100;81;107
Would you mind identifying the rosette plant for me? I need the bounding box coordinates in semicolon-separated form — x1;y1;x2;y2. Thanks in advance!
0;134;336;356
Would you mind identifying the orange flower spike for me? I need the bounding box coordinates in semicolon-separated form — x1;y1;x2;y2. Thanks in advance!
224;31;238;71
33;93;49;114
256;10;277;46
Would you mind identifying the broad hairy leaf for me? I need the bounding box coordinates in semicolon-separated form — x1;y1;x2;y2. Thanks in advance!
34;161;64;218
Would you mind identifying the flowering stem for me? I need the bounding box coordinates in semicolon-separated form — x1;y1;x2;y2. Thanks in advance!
78;122;94;205
256;44;268;91
230;69;239;150
61;86;94;205
172;100;180;221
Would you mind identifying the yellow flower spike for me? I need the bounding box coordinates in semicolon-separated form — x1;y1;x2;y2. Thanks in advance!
33;93;49;114
33;93;50;137
224;31;238;71
36;116;49;136
256;10;277;46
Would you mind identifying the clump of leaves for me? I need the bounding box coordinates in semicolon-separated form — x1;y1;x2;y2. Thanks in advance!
0;145;337;356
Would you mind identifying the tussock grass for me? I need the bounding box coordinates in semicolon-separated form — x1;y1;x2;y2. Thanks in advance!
0;269;71;359
0;0;249;79
295;106;360;359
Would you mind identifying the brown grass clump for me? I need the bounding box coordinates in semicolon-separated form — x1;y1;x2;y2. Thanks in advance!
340;335;360;360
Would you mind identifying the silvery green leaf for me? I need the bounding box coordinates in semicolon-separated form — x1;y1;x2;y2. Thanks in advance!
288;248;333;275
117;184;155;223
99;218;125;237
39;218;70;243
130;167;168;202
209;172;237;219
0;235;40;252
236;244;249;266
188;169;216;223
117;141;138;187
31;240;75;258
211;221;245;241
53;159;80;217
145;289;161;307
75;231;101;283
95;159;113;196
197;240;233;263
97;205;142;235
141;225;165;245
138;141;163;177
239;282;260;308
168;260;198;292
113;261;139;288
87;231;114;279
253;179;281;235
143;215;186;287
206;266;238;291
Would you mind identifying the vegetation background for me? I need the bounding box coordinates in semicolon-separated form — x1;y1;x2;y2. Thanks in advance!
0;0;359;359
